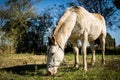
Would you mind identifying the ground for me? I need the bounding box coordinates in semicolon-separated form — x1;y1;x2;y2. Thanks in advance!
0;53;120;80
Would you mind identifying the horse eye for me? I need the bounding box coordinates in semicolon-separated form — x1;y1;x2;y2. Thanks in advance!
51;53;54;56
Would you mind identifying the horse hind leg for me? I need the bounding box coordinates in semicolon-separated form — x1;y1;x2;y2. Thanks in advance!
99;35;106;65
81;32;88;71
89;41;96;66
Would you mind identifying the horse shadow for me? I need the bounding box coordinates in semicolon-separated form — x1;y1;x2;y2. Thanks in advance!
0;64;46;76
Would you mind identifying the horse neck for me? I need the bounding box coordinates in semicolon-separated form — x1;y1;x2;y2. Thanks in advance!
53;32;68;49
53;12;77;49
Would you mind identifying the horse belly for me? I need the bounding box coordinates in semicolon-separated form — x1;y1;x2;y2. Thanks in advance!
88;33;100;41
88;25;102;41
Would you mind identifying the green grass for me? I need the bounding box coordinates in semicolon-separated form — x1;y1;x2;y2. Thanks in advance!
0;53;120;80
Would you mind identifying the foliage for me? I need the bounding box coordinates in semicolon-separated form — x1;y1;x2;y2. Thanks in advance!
0;0;37;53
16;31;47;54
106;33;116;47
16;9;54;53
114;0;120;9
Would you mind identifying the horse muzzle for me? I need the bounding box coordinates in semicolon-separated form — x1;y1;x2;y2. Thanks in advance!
47;67;58;75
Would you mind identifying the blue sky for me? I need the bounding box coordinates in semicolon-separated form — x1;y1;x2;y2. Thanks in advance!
34;0;70;13
0;0;120;45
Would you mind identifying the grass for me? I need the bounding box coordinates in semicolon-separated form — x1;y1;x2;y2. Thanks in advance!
0;53;120;80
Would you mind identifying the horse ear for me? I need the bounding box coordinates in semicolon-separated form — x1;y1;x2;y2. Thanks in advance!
52;36;55;42
48;37;52;45
48;36;55;45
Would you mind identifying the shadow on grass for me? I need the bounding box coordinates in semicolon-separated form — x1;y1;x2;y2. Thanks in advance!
0;64;46;76
105;59;120;72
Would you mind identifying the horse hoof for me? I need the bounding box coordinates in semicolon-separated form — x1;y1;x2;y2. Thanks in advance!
83;68;87;71
102;62;105;65
91;63;95;66
73;65;79;69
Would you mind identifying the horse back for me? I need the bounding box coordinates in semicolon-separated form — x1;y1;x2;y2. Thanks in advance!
93;13;106;37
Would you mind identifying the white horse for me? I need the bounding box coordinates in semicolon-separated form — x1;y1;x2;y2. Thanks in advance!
47;6;106;75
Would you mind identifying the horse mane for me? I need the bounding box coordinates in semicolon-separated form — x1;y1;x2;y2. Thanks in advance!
53;8;72;35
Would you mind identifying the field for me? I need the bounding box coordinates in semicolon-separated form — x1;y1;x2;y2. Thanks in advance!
0;53;120;80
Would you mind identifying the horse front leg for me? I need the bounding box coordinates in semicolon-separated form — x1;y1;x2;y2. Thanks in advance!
89;41;95;66
73;46;79;68
81;32;88;71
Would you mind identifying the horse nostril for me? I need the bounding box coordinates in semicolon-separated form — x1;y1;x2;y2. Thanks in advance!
47;70;52;75
47;68;55;75
51;53;54;56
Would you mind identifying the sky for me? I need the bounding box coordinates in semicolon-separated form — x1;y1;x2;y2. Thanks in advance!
0;0;120;46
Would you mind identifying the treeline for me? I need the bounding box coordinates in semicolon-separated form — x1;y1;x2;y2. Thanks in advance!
0;0;120;54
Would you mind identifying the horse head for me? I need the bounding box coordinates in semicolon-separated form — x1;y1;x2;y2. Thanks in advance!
47;36;64;75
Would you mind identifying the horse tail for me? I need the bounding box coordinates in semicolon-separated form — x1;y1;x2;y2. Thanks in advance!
102;16;106;28
102;16;107;37
97;14;107;38
53;8;72;35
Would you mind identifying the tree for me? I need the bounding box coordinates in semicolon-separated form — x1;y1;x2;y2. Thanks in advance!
106;33;116;47
0;0;37;53
114;0;120;9
16;9;54;53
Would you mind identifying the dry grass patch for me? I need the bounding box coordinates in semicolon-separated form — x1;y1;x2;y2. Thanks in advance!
0;53;46;68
